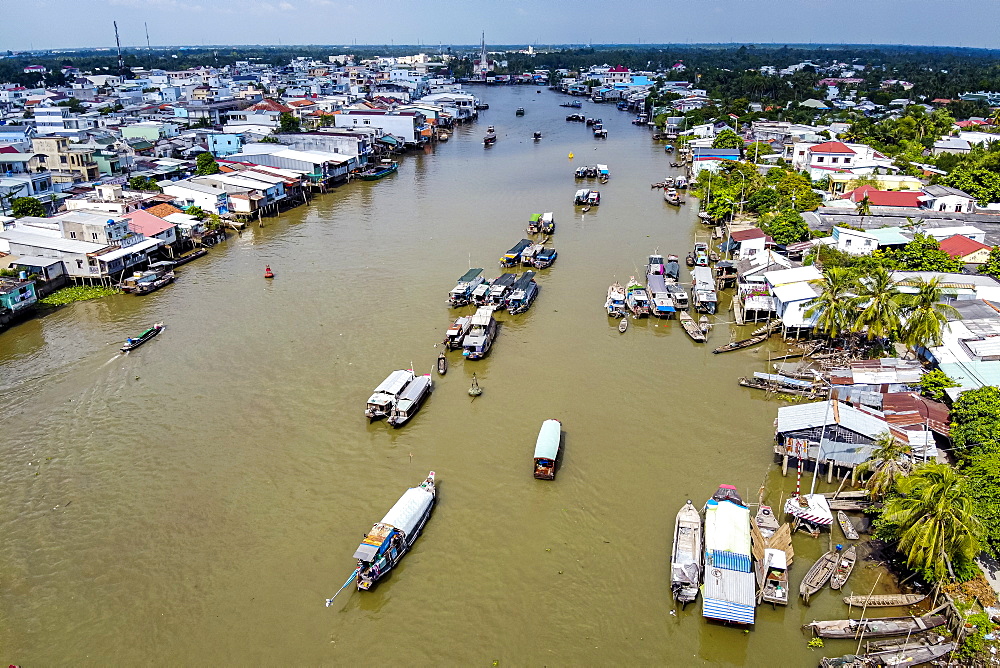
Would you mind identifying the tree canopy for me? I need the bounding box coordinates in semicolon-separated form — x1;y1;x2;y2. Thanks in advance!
11;196;45;218
195;152;221;176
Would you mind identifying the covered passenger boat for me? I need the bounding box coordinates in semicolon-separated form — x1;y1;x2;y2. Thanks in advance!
387;375;433;427
606;282;626;318
533;247;557;269
487;273;517;305
533;419;561;480
671;500;703;605
463;306;499;359
691;266;717;314
444;316;473;350
353;472;437;591
365;369;415;420
703;484;755;625
527;213;543;234
625;279;650;318
501;239;532;267
448;268;485;307
506;271;539;314
541;211;555;234
646;272;676;318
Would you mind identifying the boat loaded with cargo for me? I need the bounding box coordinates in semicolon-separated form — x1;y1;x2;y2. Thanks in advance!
605;282;626;318
448;268;485;307
506;271;538;314
486;273;517;305
386;374;432;428
444;316;473;350
625;278;650;318
670;500;703;605
501;239;532;267
463;306;499;359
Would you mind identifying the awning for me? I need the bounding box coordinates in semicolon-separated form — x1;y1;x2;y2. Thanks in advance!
377;135;399;146
93;237;163;263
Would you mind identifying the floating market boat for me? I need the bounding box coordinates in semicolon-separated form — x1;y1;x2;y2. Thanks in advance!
560;101;583;108
520;243;544;266
120;322;164;353
527;213;543;234
487;273;518;305
678;311;706;342
800;549;840;603
358;159;398;180
670;500;703;605
506;271;538;314
758;548;789;606
647;253;666;276
365;369;415;420
387;374;433;428
352;472;437;591
121;261;175;295
574;189;600;206
444;316;473;350
830;544;857;591
448;268;485;307
839;511;860;540
533;247;557;269
462;306;499;360
703;485;755;625
664;189;682;206
664;257;681;281
471;280;493;306
625;278;651;318
533;419;561;480
842;593;927;608
693;242;710;267
540;211;555;234
606;282;627;318
664;282;688;309
646;272;676;319
597;164;609;181
809;615;947;640
692;267;718;315
501;239;532;267
699;315;712;334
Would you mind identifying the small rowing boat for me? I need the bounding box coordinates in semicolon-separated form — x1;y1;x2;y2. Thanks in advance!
699;315;711;334
670;500;702;605
830;544;857;591
713;333;768;354
437;352;447;375
800;549;840;603
842;593;927;608
839;511;859;540
120;323;164;353
619;317;628;333
679;311;706;342
809;615;947;639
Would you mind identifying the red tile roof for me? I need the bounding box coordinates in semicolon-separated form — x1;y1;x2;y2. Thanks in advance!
939;234;992;258
955;120;987;128
122;209;177;236
608;66;630;73
246;98;292;113
731;228;767;242
809;141;856;154
843;186;922;208
144;203;183;219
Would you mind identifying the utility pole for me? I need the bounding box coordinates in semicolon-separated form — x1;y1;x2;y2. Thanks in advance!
145;22;151;52
113;21;126;78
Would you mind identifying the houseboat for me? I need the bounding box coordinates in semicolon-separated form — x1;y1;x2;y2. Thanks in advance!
533;419;561;480
443;316;473;350
358;159;398;181
593;127;608;139
121;261;175;295
520;243;544;266
351;472;437;591
691;266;718;315
470;281;493;305
675;176;688;189
560;100;583;108
703;485;755;625
646;272;676;319
671;500;703;605
487;273;517;305
665;257;681;281
596;164;609;181
501;239;532;267
462;306;499;359
664;188;682;206
120;322;164;353
694;242;710;267
387;374;432;427
527;213;543;234
575;165;598;178
625;279;651;318
540;211;555;234
665;283;689;310
506;271;538;314
533;247;557;269
448;268;485;307
365;369;415;420
606;282;626;318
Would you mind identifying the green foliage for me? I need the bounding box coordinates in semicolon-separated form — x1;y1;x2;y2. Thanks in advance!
898;276;961;350
892;233;965;272
918;369;959;401
760;208;809;244
857;433;912;501
774;171;822;212
38;285;120;306
746;187;779;214
940;166;1000;204
979;246;1000;280
957;612;998;660
128;176;161;192
711;129;743;152
279;112;301;133
807;638;824;648
11;196;46;218
951;387;1000;456
195;152;220;176
961;453;1000;558
258;135;280;143
745;142;773;161
185;205;207;221
56;97;86;113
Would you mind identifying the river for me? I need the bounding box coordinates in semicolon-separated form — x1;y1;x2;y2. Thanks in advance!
1;86;894;666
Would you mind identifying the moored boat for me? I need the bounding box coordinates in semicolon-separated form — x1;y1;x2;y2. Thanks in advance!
358;159;398;180
699;315;711;334
647;272;676;319
679;311;706;342
830;544;857;591
121;261;175;295
352;472;437;591
713;333;768;354
506;271;538;314
703;485;755;625
606;282;626;318
540;211;555;234
120;322;164;353
515;107;525;116
820;641;956;668
619;317;628;332
448;268;485;307
365;369;415;420
520;243;544;266
759;548;789;606
387;374;433;427
839;511;860;540
671;500;703;605
533;247;557;269
664;282;688;309
462;306;499;359
647;253;666;276
437;352;447;375
560;101;582;108
809;615;947;640
800;549;840;603
755;505;780;539
501;239;532;267
842;593;927;608
444;316;473;350
625;278;650;318
487;273;518;305
533;419;561;480
527;213;543;234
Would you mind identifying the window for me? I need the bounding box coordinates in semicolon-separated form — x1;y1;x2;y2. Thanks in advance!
843;158;851;164
60;156;67;164
845;238;852;246
92;232;98;240
939;203;946;211
816;156;824;163
956;204;962;212
798;151;805;156
832;157;839;163
76;259;83;269
69;231;76;239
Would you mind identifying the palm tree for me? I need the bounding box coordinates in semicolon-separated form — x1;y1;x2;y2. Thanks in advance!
805;267;857;339
899;277;961;353
880;463;982;582
853;267;903;341
856;432;912;501
855;194;872;225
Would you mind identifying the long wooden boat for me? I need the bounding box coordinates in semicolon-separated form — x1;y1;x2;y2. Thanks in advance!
533;419;561;480
120;323;164;353
352;472;437;591
358;160;398;180
830;544;857;591
678;311;706;343
670;500;702;605
713;333;768;354
842;593;927;608
800;550;839;603
809;615;947;639
820;640;956;668
738;376;820;398
839;511;860;541
618;317;628;333
437;353;447;376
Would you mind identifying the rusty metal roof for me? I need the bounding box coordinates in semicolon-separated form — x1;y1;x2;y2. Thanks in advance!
881;392;950;437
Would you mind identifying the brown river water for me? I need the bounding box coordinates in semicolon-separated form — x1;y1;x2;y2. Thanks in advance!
1;86;896;666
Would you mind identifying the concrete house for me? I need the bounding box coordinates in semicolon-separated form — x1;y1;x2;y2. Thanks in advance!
331;109;426;145
919;185;976;212
161;180;231;214
31;136;99;183
939;234;992;264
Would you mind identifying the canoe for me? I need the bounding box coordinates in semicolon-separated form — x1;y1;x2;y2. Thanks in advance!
437;353;447;375
839;511;860;540
842;593;926;608
819;641;955;668
809;615;947;639
712;334;768;354
619;317;628;333
830;544;857;591
800;550;840;603
698;315;711;334
678;311;706;343
670;500;702;604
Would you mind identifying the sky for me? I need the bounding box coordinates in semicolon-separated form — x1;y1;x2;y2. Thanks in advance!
6;0;1000;51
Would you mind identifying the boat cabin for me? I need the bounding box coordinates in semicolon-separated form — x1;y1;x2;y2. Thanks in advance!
448;268;485;306
541;212;555;234
527;213;543;234
597;164;609;178
692;266;718;314
646;273;676;318
648;254;665;276
533;247;557;269
665;283;689;309
760;548;789;605
587;190;601;205
506;271;538;314
470;282;492;305
574;189;591;205
533;419;561;479
365;369;415;419
463;306;498;359
444;316;473;349
501;239;532;266
488;273;517;304
121;261;175;293
387;374;432;427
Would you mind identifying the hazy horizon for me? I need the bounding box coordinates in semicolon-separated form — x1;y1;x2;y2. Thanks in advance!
7;0;1000;52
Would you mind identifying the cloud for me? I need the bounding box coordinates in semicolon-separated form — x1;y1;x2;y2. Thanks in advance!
279;1;295;8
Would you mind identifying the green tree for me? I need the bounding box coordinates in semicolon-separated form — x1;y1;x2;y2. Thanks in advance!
978;245;1000;280
185;205;207;221
852;267;902;340
195;152;220;176
855;194;872;222
877;463;983;582
899;276;961;351
775;171;822;211
891;233;964;272
711;128;743;153
760;208;809;244
941;166;1000;205
745;141;773;161
746;187;779;214
128;176;161;192
951;386;1000;456
805;266;857;339
918;369;959;401
961;453;1000;557
11;196;46;218
56;97;86;113
279;112;301;133
856;432;912;501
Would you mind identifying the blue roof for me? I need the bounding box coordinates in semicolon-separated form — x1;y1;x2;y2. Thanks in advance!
707;551;752;573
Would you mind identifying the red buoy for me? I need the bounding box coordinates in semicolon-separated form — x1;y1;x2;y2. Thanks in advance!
264;265;274;278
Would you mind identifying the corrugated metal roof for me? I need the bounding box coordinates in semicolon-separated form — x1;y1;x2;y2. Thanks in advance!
776;400;888;439
703;568;756;624
707;551;752;573
881;392;950;436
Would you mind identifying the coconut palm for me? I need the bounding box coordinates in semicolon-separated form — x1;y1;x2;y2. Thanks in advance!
899;276;961;352
805;267;857;339
855;194;872;225
880;463;982;582
852;267;903;341
856;432;912;501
